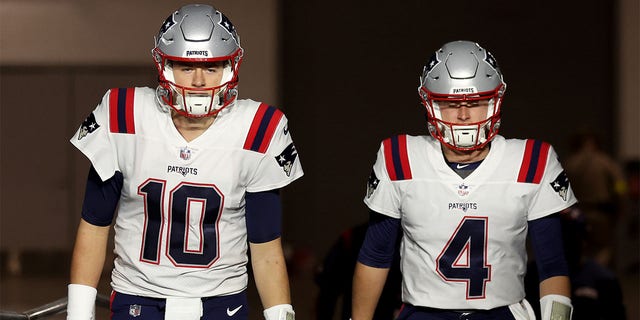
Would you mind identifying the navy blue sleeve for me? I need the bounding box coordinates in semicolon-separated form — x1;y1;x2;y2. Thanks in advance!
357;211;401;268
81;166;122;226
246;189;282;243
528;213;570;281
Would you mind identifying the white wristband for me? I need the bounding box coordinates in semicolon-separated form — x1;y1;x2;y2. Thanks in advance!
263;304;295;320
67;284;97;320
540;294;573;320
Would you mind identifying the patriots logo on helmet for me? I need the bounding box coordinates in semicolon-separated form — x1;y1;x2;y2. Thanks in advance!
484;51;499;70
424;53;440;74
550;171;570;201
78;112;100;140
218;13;239;45
366;170;380;198
275;143;298;177
157;15;176;39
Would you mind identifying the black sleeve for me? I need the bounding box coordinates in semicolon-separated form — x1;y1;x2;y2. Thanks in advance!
357;210;401;268
80;165;122;226
528;213;570;281
245;189;282;243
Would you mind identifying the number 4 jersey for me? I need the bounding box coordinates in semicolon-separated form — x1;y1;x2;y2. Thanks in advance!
70;87;303;298
364;134;576;310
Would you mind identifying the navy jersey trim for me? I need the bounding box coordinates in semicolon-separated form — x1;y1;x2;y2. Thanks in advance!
109;88;135;134
243;103;283;153
382;135;412;181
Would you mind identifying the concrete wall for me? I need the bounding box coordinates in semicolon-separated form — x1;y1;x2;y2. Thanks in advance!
616;0;640;162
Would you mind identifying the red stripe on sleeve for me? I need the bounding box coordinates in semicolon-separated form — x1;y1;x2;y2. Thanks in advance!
257;109;283;153
243;103;269;150
382;138;397;181
517;139;534;182
398;134;412;180
532;142;550;184
125;88;135;134
109;88;120;133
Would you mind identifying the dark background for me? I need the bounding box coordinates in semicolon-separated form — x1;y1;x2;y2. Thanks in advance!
280;0;615;255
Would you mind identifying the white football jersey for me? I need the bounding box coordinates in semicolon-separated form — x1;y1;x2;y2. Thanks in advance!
71;87;303;298
364;134;576;310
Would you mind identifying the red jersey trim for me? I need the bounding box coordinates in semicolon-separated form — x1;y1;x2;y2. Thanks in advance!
243;103;284;153
382;135;412;181
109;88;136;134
517;139;550;184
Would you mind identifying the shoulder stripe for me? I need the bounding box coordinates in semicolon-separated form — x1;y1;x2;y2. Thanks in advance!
517;139;550;184
109;88;135;134
243;103;284;153
383;135;412;181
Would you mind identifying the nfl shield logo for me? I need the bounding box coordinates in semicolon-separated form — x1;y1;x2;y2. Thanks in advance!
129;304;142;317
180;147;191;160
457;183;469;197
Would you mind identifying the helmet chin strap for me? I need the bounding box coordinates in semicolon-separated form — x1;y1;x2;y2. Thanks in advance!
180;92;216;116
448;124;487;148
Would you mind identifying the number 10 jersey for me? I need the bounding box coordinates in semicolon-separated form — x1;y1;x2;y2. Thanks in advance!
70;87;303;298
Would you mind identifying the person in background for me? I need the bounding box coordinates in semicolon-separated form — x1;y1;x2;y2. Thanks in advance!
524;206;627;320
315;222;401;319
564;131;626;268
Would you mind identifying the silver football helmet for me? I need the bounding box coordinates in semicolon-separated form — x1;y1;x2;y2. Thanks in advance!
418;40;506;150
152;4;244;118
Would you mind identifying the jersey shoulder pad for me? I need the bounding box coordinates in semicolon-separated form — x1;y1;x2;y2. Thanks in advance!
517;139;551;184
106;87;137;134
242;102;284;153
381;134;412;181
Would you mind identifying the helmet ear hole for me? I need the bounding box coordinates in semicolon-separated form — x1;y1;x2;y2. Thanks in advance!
162;30;175;42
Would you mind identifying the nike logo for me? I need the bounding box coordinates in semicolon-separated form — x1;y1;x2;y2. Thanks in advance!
283;125;289;135
227;305;243;316
456;164;470;169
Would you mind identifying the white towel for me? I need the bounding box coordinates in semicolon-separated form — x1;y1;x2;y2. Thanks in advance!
165;297;203;320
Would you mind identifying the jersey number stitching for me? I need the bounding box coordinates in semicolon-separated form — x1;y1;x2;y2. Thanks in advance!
138;179;224;268
436;216;492;299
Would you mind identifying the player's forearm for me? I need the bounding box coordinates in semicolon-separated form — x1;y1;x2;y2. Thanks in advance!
539;275;571;297
70;219;110;287
250;238;291;308
539;276;573;319
351;262;389;320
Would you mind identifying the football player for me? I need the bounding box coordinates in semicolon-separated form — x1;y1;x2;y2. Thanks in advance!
66;4;300;320
352;40;576;320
